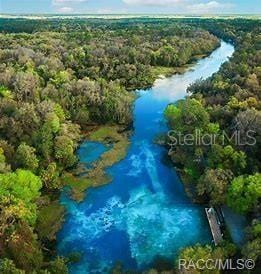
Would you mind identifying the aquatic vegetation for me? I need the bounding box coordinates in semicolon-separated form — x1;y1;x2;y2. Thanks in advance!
62;126;130;201
57;41;233;272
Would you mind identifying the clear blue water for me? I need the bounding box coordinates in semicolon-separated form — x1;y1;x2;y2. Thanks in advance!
77;141;109;168
58;41;235;273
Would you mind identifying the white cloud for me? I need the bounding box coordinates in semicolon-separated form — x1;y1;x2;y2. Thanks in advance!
52;0;87;13
57;6;74;13
53;0;87;6
123;0;184;6
96;8;114;14
122;0;233;13
96;8;128;14
186;1;233;13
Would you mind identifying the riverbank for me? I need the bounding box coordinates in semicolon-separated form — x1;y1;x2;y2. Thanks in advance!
52;41;223;253
41;46;221;264
62;126;131;201
150;53;213;81
60;45;221;203
56;41;235;273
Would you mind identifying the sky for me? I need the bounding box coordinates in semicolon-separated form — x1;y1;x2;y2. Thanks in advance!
1;0;260;14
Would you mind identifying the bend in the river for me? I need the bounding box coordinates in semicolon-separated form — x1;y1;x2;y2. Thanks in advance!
58;41;235;273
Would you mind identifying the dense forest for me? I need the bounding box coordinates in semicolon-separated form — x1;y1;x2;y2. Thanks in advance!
0;18;222;273
165;18;261;271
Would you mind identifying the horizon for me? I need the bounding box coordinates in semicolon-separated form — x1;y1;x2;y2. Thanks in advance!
1;0;261;15
1;13;260;18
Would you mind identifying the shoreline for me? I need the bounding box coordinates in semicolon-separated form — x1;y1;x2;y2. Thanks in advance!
62;125;131;201
61;45;221;202
52;39;223;264
60;41;221;202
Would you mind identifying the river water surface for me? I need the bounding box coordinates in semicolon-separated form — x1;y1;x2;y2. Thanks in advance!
58;41;235;273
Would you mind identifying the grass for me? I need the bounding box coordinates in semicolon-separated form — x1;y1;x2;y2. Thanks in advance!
62;172;110;201
151;66;178;79
88;126;121;142
150;53;210;81
89;126;130;167
150;65;192;83
62;126;130;202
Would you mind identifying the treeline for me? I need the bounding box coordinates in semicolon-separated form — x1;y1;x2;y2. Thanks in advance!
0;19;219;272
165;18;261;271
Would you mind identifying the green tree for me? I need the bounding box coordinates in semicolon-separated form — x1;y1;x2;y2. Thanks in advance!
0;196;35;233
208;145;246;175
54;136;77;168
242;221;261;262
0;169;42;224
40;162;61;189
0;147;10;173
3;222;43;272
227;174;261;214
51;70;70;88
0;85;13;99
36;123;54;162
242;239;261;263
178;244;215;274
197;169;233;205
178;242;236;274
45;112;60;134
16;143;39;171
0;169;42;203
47;257;68;274
165;98;210;132
0;259;25;274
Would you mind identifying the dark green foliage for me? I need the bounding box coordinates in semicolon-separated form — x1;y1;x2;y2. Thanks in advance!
2;223;43;272
242;221;261;262
0;258;25;274
15;143;39;171
197;169;233;205
47;257;68;274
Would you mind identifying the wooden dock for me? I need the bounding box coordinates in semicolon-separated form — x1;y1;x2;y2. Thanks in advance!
205;207;223;246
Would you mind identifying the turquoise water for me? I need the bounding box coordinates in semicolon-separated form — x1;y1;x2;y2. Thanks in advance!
58;41;235;273
77;141;109;168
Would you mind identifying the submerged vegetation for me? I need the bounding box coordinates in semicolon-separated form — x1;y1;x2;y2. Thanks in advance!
0;16;260;273
64;126;130;201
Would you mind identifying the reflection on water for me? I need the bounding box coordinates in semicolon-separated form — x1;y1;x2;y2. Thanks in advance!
151;42;233;102
222;206;247;246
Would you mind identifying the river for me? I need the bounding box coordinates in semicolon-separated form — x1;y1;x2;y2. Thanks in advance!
57;41;235;273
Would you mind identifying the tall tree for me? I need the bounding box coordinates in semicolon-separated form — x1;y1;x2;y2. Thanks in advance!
227;174;261;214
